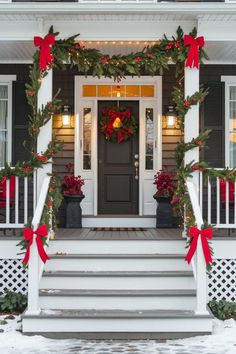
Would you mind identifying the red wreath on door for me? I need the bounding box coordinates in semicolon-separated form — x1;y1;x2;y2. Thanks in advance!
99;107;137;144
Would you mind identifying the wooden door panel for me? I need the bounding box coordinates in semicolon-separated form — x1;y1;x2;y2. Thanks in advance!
105;175;132;202
98;100;139;214
105;141;132;165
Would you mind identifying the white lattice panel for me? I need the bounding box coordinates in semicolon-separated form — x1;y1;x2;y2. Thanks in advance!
0;259;28;295
208;259;236;302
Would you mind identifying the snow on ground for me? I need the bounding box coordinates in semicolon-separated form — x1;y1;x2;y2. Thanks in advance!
168;319;236;354
0;315;236;354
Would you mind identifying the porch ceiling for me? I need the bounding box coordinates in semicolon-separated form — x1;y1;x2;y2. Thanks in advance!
1;40;236;65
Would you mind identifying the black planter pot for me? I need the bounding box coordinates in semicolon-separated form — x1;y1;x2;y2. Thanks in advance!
153;195;173;228
64;194;85;228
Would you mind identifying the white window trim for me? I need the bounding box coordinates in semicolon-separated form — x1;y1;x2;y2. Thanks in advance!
0;75;16;166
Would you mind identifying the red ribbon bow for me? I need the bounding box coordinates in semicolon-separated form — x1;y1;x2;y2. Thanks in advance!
117;130;124;144
34;34;55;71
185;226;213;265
22;224;49;265
184;35;205;69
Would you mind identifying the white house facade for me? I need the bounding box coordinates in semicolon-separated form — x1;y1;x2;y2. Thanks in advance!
0;1;236;339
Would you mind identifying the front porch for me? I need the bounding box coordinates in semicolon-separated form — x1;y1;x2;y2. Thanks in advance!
1;8;236;229
1;4;236;338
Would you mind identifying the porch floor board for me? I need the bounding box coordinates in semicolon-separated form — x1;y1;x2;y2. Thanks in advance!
54;227;236;240
55;228;182;240
0;227;235;239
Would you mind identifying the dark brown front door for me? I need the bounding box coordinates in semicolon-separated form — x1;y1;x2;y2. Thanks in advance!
98;100;139;214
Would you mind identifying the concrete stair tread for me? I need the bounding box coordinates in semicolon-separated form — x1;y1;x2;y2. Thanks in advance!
49;253;185;259
23;308;212;319
39;289;196;296
43;270;193;277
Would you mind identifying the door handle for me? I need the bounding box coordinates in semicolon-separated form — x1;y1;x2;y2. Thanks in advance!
134;160;139;180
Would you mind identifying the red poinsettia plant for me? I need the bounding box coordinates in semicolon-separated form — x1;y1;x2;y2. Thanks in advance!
100;107;137;143
154;165;176;198
62;163;85;196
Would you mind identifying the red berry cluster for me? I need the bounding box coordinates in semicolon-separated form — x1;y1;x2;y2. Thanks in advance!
36;153;48;163
165;41;179;51
100;56;110;64
191;164;206;172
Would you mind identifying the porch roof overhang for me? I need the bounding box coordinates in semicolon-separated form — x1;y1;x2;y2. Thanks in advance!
1;5;236;64
1;39;236;65
1;2;236;16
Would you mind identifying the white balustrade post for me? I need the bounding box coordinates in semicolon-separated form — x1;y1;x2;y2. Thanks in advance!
195;230;208;315
25;235;40;315
186;180;208;315
37;69;53;200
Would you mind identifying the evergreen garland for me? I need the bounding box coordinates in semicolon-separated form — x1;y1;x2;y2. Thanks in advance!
1;24;231;264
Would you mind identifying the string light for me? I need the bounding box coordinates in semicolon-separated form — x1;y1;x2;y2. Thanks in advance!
83;41;160;46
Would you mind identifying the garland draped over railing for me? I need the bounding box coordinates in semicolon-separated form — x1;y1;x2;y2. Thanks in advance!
1;24;234;264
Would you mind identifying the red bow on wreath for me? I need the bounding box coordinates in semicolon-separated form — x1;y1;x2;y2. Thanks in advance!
34;34;55;71
22;224;49;265
185;226;212;265
184;35;204;69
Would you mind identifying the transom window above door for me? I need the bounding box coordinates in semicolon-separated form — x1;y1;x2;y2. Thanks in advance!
82;85;155;98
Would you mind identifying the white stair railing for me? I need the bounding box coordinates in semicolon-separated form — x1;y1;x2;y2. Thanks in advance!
199;169;236;229
0;170;37;229
186;178;208;315
25;175;51;315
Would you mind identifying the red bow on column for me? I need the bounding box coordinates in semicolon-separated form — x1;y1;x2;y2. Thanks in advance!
22;224;50;265
185;226;213;265
34;34;55;71
184;35;205;69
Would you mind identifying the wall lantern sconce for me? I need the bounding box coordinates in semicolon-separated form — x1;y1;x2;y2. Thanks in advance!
166;106;176;128
61;105;72;128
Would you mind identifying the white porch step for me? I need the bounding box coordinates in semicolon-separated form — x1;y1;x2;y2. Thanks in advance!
39;289;196;310
40;270;195;290
22;309;213;338
48;239;186;255
46;254;189;272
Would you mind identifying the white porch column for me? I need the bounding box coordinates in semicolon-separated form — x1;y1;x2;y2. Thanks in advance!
184;67;207;315
37;70;53;200
184;67;199;188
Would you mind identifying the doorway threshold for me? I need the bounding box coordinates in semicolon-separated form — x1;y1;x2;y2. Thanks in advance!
83;216;156;228
86;215;155;218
